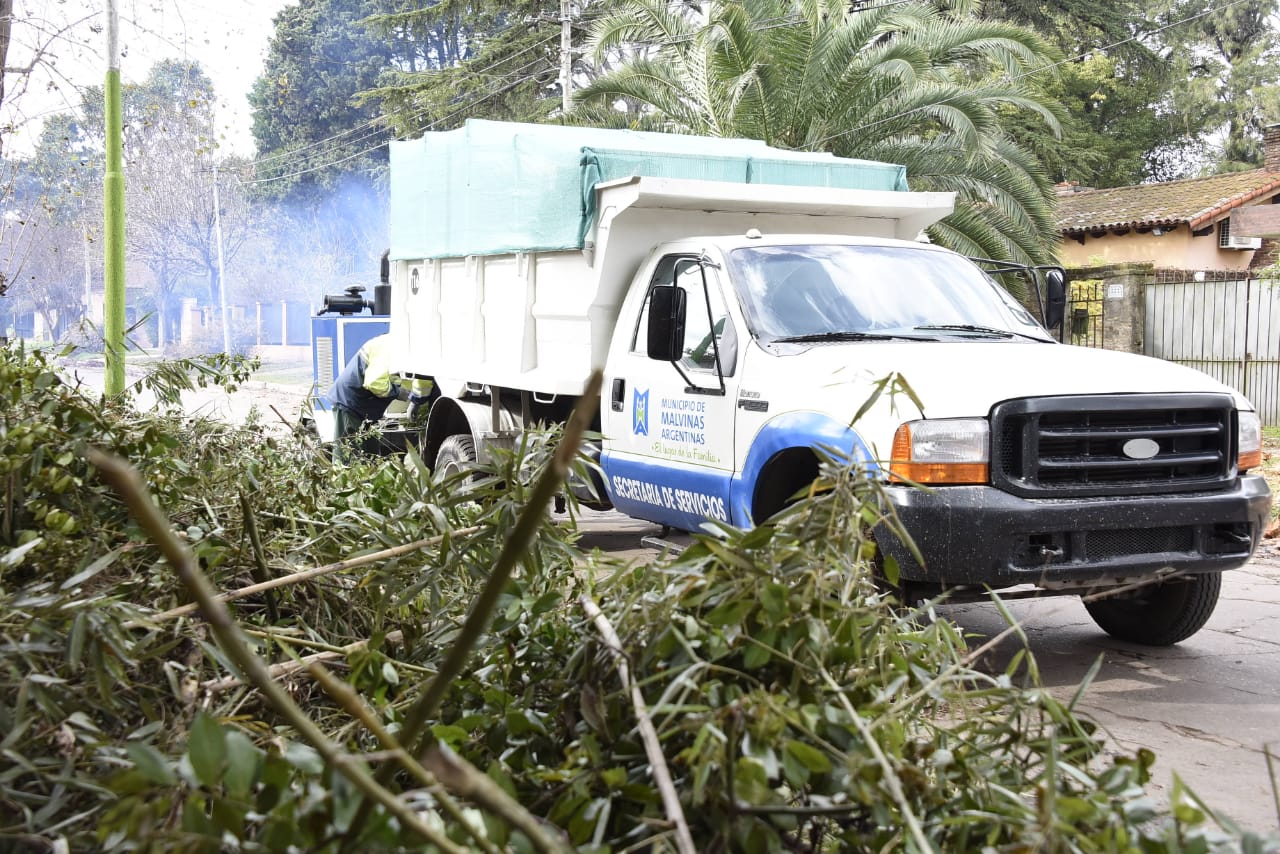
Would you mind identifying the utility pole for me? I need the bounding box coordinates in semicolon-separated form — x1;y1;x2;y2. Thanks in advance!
211;164;230;354
103;0;126;395
560;0;573;114
82;198;92;325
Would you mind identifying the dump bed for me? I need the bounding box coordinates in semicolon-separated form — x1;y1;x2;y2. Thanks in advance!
388;121;954;395
388;119;910;260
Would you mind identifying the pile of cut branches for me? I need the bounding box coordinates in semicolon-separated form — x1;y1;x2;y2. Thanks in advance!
1;344;1275;852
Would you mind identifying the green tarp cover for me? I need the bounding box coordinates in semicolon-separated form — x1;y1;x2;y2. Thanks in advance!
390;119;909;260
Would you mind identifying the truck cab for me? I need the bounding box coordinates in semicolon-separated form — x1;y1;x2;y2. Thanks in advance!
600;232;1057;530
598;231;1271;644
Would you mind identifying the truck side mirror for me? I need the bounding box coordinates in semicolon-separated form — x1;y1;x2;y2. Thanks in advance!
646;285;687;361
1042;268;1066;331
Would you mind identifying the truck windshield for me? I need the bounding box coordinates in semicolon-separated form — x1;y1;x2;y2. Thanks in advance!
726;243;1054;343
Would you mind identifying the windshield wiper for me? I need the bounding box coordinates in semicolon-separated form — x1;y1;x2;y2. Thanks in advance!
913;324;1012;338
913;324;1049;341
772;331;933;343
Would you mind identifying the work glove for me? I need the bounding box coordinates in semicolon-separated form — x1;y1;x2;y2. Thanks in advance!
407;392;430;421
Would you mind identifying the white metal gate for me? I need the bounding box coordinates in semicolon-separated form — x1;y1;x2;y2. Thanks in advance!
1145;272;1280;425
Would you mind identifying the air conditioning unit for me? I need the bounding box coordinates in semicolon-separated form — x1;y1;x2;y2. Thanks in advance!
1226;232;1262;250
1220;220;1262;250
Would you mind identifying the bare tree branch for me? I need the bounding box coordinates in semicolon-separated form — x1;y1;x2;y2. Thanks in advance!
0;8;99;150
581;596;696;854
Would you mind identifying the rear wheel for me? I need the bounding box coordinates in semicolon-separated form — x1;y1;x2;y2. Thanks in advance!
1083;573;1221;646
435;434;477;481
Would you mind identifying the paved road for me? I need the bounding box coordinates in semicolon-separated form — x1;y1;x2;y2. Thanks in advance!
574;509;1280;834
946;550;1280;834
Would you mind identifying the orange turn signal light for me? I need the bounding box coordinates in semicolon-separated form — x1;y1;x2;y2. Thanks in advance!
889;423;990;485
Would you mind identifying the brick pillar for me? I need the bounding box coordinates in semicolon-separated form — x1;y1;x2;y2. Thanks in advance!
1068;262;1150;355
1265;124;1280;173
1103;264;1149;355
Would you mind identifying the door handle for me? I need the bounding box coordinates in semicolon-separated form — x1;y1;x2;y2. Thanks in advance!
611;378;625;412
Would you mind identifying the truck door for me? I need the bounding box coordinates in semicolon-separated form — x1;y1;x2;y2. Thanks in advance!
601;253;742;531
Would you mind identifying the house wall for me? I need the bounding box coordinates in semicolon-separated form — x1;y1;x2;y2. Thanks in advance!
1058;224;1256;271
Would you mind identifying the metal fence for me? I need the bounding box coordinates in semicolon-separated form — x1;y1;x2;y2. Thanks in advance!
1145;270;1280;424
1063;278;1105;347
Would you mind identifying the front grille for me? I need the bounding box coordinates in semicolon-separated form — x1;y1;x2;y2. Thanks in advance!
991;394;1236;498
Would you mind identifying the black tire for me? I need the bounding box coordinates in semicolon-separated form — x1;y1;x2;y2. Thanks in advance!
1083;573;1222;646
434;434;478;482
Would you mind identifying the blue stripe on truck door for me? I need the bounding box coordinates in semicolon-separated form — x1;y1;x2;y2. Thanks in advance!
600;452;734;533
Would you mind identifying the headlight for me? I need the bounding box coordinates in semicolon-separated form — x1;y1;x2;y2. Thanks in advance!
889;418;990;485
1238;410;1262;471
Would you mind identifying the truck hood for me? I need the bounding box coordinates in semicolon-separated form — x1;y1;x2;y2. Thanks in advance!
770;340;1254;418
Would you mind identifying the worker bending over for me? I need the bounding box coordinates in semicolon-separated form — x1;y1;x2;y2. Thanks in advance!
328;333;432;453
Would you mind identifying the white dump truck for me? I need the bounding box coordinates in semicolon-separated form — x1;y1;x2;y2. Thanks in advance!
366;119;1271;645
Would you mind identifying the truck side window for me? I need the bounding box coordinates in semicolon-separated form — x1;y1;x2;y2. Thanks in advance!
632;255;737;376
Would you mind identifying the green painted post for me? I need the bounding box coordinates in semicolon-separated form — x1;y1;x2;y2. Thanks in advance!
103;0;126;396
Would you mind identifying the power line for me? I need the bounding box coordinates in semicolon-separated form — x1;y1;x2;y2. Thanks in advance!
246;5;616;179
244;58;559;186
246;49;560;185
249;30;564;171
246;7;875;184
1019;0;1256;82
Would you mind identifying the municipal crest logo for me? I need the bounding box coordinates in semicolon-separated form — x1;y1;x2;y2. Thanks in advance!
632;388;649;436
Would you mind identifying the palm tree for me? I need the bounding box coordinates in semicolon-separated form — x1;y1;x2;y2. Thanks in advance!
575;0;1063;264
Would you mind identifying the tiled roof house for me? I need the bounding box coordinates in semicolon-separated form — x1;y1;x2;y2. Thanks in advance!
1056;125;1280;272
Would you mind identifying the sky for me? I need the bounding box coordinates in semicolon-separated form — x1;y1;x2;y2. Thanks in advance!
3;0;295;157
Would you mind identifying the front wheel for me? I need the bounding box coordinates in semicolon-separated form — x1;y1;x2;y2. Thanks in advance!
435;434;478;482
1083;573;1222;646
